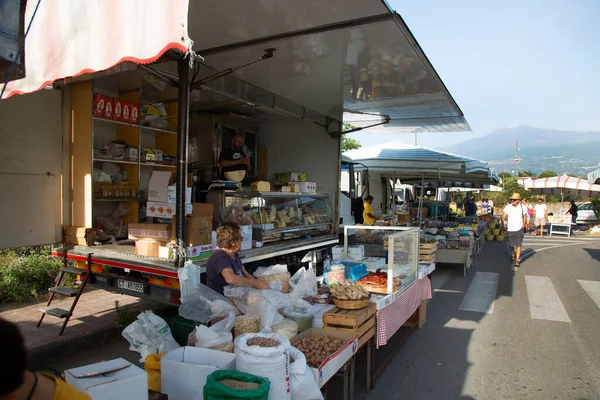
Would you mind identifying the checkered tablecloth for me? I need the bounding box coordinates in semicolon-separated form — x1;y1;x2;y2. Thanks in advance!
376;277;432;348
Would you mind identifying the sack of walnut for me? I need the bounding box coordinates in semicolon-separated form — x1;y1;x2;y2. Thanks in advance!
254;264;291;293
235;333;292;400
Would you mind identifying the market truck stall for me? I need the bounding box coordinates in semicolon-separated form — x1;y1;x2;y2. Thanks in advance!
0;1;475;398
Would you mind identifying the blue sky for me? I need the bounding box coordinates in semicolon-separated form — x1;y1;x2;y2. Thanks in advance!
347;0;600;149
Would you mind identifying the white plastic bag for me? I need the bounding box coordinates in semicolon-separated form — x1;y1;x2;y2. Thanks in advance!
224;285;262;316
272;319;298;340
288;347;323;400
289;266;318;298
254;264;291;293
178;283;239;323
260;290;311;332
177;261;203;299
235;333;292;400
189;311;235;349
122;311;180;363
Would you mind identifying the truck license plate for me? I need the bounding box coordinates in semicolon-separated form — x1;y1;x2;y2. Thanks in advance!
117;279;144;293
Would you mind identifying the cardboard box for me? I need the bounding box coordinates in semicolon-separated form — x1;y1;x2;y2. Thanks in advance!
65;226;94;246
159;245;174;260
93;94;114;119
363;257;386;271
65;358;148;400
128;223;171;241
172;216;212;246
291;328;358;388
167;186;192;204
122;102;131;123
161;347;236;400
148;171;173;203
274;171;306;184
147;202;193;219
191;203;213;218
332;245;364;261
114;99;124;121
135;239;165;257
104;97;115;120
240;225;252;251
129;103;140;124
290;181;316;193
186;244;213;261
369;293;395;310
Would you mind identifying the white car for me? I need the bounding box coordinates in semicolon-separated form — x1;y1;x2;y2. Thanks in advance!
575;202;598;225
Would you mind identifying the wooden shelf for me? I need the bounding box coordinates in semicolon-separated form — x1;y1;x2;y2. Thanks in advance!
140;163;177;169
93;117;139;130
141;125;177;135
93;158;138;165
93;198;139;202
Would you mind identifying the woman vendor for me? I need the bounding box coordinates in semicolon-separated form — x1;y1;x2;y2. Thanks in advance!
207;222;269;295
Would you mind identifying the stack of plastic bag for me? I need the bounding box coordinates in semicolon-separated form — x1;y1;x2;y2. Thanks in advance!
122;311;180;363
289;266;318;299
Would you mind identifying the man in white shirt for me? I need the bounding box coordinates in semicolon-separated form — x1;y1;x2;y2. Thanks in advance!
502;193;528;267
533;198;548;237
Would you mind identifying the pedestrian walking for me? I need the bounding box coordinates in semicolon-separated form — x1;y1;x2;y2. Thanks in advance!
502;193;528;267
534;198;548;237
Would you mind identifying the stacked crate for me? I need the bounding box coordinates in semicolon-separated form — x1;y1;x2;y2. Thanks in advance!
322;303;376;348
419;242;437;263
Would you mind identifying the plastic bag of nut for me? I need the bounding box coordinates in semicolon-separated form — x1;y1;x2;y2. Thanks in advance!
254;264;291;293
234;315;261;338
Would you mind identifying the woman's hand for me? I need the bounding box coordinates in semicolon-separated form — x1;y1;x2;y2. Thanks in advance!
254;280;269;290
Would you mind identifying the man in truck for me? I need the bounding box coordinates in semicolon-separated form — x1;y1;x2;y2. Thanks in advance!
218;133;252;179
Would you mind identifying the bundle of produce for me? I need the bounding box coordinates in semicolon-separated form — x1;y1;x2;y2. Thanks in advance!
329;280;369;300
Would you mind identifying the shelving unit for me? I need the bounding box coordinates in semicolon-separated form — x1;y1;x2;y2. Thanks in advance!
70;69;178;232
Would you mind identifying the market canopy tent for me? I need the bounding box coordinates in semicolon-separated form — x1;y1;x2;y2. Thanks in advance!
343;141;499;186
588;167;600;185
523;175;600;200
2;0;470;134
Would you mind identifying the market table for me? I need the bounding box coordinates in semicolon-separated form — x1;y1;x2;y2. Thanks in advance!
435;246;473;276
549;222;574;237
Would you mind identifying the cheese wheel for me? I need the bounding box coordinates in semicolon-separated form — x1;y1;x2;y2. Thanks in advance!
281;186;291;193
251;181;271;192
289;183;300;193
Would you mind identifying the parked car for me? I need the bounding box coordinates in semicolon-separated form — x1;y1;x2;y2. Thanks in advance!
575;202;598;225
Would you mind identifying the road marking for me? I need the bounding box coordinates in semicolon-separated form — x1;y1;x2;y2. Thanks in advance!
459;272;499;313
525;276;570;322
577;280;600;310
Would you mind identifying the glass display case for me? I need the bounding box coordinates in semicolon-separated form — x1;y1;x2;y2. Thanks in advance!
343;225;419;296
208;191;333;243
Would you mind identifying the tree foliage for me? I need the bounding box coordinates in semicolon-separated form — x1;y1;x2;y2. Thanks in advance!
498;172;512;182
537;170;558;178
521;170;536;177
342;136;362;152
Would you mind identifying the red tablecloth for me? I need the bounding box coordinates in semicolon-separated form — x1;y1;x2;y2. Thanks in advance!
376;277;432;348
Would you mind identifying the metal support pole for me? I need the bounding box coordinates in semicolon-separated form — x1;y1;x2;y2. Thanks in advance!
175;57;191;267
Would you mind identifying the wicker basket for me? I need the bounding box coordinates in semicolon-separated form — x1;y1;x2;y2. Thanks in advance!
333;297;370;310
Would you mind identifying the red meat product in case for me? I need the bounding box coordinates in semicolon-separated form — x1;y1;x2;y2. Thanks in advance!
114;99;124;121
129;103;140;124
103;97;114;120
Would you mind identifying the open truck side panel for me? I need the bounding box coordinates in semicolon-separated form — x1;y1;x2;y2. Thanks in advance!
0;89;66;249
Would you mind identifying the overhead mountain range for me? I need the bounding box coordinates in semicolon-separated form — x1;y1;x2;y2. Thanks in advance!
442;125;600;177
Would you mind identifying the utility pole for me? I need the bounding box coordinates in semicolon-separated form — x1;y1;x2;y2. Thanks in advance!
414;132;418;146
514;139;520;177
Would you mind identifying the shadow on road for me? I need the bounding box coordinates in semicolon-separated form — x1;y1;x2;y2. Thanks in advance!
583;248;600;263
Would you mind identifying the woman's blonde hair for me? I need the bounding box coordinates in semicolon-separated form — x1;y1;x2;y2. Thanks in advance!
216;222;242;249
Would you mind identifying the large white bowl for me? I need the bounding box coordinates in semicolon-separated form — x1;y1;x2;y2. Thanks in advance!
224;170;246;182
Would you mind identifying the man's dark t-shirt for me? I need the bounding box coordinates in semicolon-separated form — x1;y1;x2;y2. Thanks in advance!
466;201;477;216
206;249;244;295
219;147;248;173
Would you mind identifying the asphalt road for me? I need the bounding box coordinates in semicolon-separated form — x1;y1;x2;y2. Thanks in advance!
32;235;600;400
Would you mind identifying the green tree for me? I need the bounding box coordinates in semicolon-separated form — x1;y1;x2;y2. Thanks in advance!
537;170;558;178
501;177;532;202
498;172;512;182
521;170;536;177
342;136;361;152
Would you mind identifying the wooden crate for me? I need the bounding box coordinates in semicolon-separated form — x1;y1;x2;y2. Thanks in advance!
419;247;437;256
419;253;436;263
419;242;437;252
323;303;376;348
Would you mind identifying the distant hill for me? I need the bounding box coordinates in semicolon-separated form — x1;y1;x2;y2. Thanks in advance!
442;125;600;176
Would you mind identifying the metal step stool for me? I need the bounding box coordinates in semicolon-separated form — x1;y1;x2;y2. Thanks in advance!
37;251;92;336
